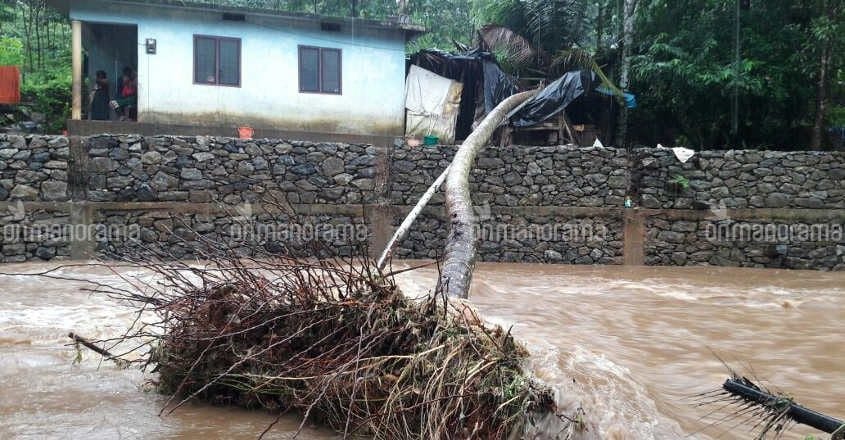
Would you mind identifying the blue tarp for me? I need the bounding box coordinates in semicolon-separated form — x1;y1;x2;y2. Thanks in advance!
595;86;637;109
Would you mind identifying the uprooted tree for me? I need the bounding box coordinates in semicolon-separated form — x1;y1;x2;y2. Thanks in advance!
65;246;575;438
61;89;571;439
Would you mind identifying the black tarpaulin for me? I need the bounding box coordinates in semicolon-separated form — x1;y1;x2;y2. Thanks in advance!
482;59;518;113
507;70;595;127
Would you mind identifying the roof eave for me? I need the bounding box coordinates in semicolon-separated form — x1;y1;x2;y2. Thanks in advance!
46;0;426;37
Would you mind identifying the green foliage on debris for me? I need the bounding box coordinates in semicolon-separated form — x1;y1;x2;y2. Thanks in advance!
671;174;690;190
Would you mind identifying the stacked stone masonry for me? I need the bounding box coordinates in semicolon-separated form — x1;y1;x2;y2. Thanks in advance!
645;216;844;270
84;135;378;205
389;145;628;264
0;134;842;269
633;148;845;209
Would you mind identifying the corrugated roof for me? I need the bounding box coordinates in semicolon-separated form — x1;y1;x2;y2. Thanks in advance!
46;0;425;36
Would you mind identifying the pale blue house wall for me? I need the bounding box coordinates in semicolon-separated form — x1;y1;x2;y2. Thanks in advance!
70;1;408;135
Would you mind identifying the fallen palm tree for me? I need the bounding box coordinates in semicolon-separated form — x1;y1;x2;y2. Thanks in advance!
439;90;536;298
67;89;566;438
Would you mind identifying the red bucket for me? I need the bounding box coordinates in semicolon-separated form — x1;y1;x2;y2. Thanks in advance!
237;126;254;139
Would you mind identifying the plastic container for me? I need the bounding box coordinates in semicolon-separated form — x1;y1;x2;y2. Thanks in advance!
238;126;254;139
423;135;439;145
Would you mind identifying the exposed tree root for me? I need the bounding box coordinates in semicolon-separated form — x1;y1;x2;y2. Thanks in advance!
87;252;571;439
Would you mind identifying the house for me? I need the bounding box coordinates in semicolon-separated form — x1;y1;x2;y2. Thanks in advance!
46;0;424;137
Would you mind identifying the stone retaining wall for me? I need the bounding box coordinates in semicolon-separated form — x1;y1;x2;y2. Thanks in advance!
388;145;628;264
632;148;845;209
84;135;379;204
0;134;842;269
0;135;69;202
0;206;72;262
392;209;624;264
390;145;629;207
95;208;370;261
643;212;845;270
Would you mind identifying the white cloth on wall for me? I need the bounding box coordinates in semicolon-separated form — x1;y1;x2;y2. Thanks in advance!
658;143;696;163
672;146;695;163
404;65;463;144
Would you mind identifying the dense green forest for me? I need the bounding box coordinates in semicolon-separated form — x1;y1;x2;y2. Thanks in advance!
0;0;842;149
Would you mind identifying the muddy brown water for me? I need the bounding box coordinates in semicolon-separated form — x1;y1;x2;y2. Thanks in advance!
0;261;842;439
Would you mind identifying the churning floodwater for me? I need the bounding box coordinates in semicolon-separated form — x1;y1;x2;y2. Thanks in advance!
1;261;843;439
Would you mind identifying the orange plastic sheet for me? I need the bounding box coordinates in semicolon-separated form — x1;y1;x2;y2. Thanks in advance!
0;66;21;104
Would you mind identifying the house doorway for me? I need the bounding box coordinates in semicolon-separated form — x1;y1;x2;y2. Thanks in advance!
82;23;138;121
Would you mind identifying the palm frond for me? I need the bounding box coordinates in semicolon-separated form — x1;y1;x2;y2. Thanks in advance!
552;47;624;96
521;0;582;50
693;357;844;440
478;24;538;73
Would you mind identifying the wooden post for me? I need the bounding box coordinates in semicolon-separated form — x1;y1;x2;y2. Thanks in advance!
71;20;82;120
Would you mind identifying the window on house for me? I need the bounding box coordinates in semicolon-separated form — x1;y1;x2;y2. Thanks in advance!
298;46;341;94
194;35;241;86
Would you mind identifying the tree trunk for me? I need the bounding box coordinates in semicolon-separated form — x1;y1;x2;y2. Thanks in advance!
615;0;637;148
439;90;536;299
23;2;34;75
34;1;42;71
376;164;451;271
596;0;606;49
811;44;831;149
810;1;835;149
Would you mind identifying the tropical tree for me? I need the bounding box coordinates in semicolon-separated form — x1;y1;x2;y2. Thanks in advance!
629;0;842;149
615;0;636;147
1;1;71;132
806;0;844;148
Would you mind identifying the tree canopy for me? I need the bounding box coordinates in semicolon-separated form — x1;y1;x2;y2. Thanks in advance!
629;0;844;149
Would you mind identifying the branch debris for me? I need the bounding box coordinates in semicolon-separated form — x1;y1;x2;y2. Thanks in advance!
77;250;569;439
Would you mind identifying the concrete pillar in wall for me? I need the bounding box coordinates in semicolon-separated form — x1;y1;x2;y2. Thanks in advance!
71;20;82;120
69;203;96;260
623;209;645;265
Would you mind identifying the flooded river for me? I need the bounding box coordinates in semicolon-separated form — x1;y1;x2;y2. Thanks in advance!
1;261;843;439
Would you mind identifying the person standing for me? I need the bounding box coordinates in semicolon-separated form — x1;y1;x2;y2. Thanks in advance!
89;70;110;121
